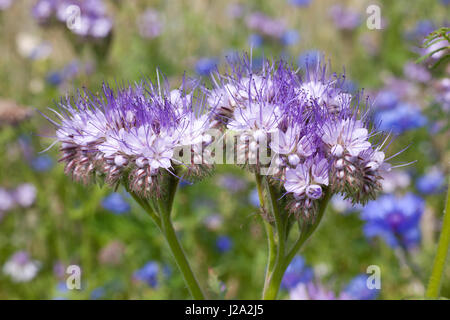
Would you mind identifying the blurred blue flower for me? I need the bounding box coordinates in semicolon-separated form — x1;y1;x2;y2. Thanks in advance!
342;274;380;300
249;188;260;207
248;34;263;48
416;168;446;194
297;50;322;69
375;90;399;110
101;193;130;214
281;255;314;289
216;236;233;253
218;174;247;193
195;57;218;76
281;29;300;46
31;155;54;172
288;0;312;7
406;20;436;41
442;0;450;5
46;71;64;86
375;103;427;134
90;287;105;300
134;261;159;288
361;193;424;249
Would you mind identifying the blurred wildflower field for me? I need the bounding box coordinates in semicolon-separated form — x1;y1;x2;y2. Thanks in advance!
0;0;449;300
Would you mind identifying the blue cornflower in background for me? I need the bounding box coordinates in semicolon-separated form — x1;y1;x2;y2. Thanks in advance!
46;71;63;86
416;167;446;195
134;261;159;288
405;20;436;41
341;274;380;300
90;287;106;300
195;57;218;76
281;29;300;46
101;193;130;214
374;90;399;110
297;50;321;69
375;103;427;134
248;34;263;48
216;236;233;253
288;0;312;7
31;155;54;172
281;255;314;290
249;188;260;207
361;193;424;249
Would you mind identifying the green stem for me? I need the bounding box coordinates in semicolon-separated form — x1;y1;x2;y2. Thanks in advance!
127;175;205;299
254;174;276;293
426;183;450;299
262;181;287;300
157;175;205;300
263;188;331;300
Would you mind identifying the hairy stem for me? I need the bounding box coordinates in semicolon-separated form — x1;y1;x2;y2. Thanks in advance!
254;173;276;293
426;183;450;299
263;188;331;300
129;175;205;299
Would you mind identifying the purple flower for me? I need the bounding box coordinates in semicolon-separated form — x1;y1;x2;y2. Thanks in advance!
361;193;424;248
341;274;380;300
32;0;113;38
416;167;446;194
138;9;163;39
403;62;431;83
14;183;37;208
46;77;214;196
281;256;314;289
329;5;361;31
0;188;15;212
216;235;233;253
209;54;395;216
101;193;130;214
245;12;286;39
290;282;336;300
134;261;159;287
0;0;12;10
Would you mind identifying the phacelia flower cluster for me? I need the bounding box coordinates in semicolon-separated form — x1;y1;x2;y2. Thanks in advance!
48;78;214;198
208;54;393;217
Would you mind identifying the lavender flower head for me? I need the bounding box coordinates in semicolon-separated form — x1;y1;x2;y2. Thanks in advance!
46;76;215;198
208;53;395;218
138;9;163;40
